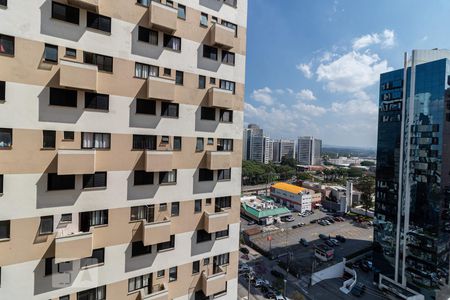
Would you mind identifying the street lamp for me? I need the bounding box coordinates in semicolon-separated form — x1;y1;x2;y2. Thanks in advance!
247;272;254;300
283;279;287;297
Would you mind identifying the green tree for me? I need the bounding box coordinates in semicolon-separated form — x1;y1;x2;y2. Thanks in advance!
360;160;376;167
355;175;375;214
281;156;297;168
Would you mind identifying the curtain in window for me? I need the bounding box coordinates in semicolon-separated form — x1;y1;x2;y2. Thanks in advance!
82;132;94;148
94;133;110;148
172;38;180;51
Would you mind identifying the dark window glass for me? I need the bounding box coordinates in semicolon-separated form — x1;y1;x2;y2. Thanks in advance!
192;261;200;274
83;172;107;189
83;52;113;72
43;130;56;149
49;88;77;107
137;0;150;6
177;4;186;19
159;203;167;211
157;235;175;251
44;44;58;62
164;68;171;76
200;13;208;26
135;62;159;78
45;257;54;276
60;296;70;300
132;135;156;150
0;128;12;148
171;202;179;216
128;273;152;292
217;139;233;151
80;248;105;268
207;138;214;145
206;198;211;205
51;2;79;25
81;132;110;149
87;12;111;33
201;107;216;121
199;169;214;181
161;136;169;144
79;210;108;232
163;34;181;51
136;99;156;115
222;50;235;65
157;270;165;277
61;213;72;223
195;199;202;212
134;170;154;185
203;45;218;60
131;241;151;257
199;75;206;89
197;230;212;243
159;170;177;184
175;71;184;85
39;216;54;235
214;252;230;266
77;286;106;300
196;137;204;152
85;92;109;110
220;109;233;123
130;205;155;222
138;26;158;45
218;169;231;181
65;48;76;57
216;227;229;238
210;77;216;85
47;173;75;191
173;136;182;151
161;102;179;117
0;81;5;100
0;174;3;194
169;266;177;282
216;196;232;211
63;131;74;140
0;220;10;239
219;80;235;93
0;0;6;7
0;34;14;56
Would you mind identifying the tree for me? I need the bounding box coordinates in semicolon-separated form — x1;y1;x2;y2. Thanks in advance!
360;160;375;167
281;156;297;168
355;175;375;214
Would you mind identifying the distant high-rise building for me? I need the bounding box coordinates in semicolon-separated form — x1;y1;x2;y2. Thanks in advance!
280;139;295;160
272;139;281;163
264;137;273;164
243;128;251;161
374;50;450;300
297;136;322;165
246;124;264;163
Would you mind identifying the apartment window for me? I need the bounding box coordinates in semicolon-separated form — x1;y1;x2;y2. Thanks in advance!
220;80;235;93
216;227;229;238
85;92;109;111
0;220;10;239
173;136;182;151
0;0;6;7
166;0;173;7
217;139;233;151
79;210;108;232
0;34;13;56
128;273;151;292
136;98;156;115
210;77;216;85
49;87;77;107
51;2;79;25
132;134;156;150
161;102;179;117
203;45;218;60
65;48;76;57
42;130;56;149
157;270;165;277
39;216;54;235
196;137;204;152
58;261;73;273
159;170;177;184
130;205;155;222
83;172;107;189
163;68;171;76
137;0;150;6
200;13;208;26
212;16;218;23
222;50;235;65
77;286;106;300
134;170;154;185
214;253;230;266
60;296;70;300
0;128;12;148
197;230;211;243
44;44;58;62
47;173;75;191
87;12;111;33
138;26;158;45
176;4;186;19
0;81;5;100
171;202;180;216
161;136;169;144
159;203;167;211
216;196;232;210
204;257;210;265
131;241;152;257
0;174;3;194
61;213;72;223
199;169;214;182
45;257;54;276
83;52;113;72
82;132;111;149
194;199;202;213
207;138;214;145
157;235;175;252
201;107;216;121
63;131;74;140
206;198;211;205
218;169;231;181
192;261;200;274
220;109;233;123
135;62;159;78
175;70;184;85
198;75;206;89
169;266;177;282
163;34;181;51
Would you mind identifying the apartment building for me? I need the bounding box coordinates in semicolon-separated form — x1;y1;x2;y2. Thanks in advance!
0;0;247;299
279;139;295;161
297;136;322;166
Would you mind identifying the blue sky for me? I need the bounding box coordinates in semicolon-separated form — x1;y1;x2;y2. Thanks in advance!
244;0;450;148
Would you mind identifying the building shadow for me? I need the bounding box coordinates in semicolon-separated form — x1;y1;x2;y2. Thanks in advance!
126;156;160;200
130;16;164;60
129;98;162;129
38;85;84;124
194;97;220;133
196;35;221;73
199;0;224;11
40;0;85;41
192;168;218;194
191;229;215;256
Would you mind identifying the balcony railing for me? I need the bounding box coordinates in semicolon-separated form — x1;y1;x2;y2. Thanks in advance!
54;231;93;263
57;149;96;175
139;283;169;300
210;23;235;49
67;0;99;12
59;59;98;91
142;219;172;246
201;266;227;296
205;151;231;170
149;1;177;32
147;76;176;101
145;150;173;172
203;210;229;233
207;87;236;109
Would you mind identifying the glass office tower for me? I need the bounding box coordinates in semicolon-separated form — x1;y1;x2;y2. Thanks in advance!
374;50;450;300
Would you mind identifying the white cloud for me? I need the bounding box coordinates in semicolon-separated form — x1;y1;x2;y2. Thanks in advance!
296;89;317;101
352;29;395;50
316;51;392;93
296;63;313;79
294;102;326;116
331;97;378;115
251;87;274;105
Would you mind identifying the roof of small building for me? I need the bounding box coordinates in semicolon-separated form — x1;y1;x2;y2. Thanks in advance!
271;182;306;194
241;202;291;219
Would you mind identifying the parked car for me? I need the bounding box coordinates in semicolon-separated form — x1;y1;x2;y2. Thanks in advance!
326;218;335;224
310;219;318;224
300;238;309;247
240;247;250;254
291;224;298;229
284;216;295;222
323;220;331;225
247;221;256;225
351;283;366;297
333;217;341;222
271;270;285;279
298;222;305;227
318;220;326;226
336;235;346;242
319;234;329;240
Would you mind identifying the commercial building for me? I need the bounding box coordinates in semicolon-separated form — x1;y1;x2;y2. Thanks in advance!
240;195;291;225
272;139;281;163
280;139;295;160
270;182;313;213
297;136;322;165
246;124;264;163
263;137;273;164
374;50;450;300
0;0;246;299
